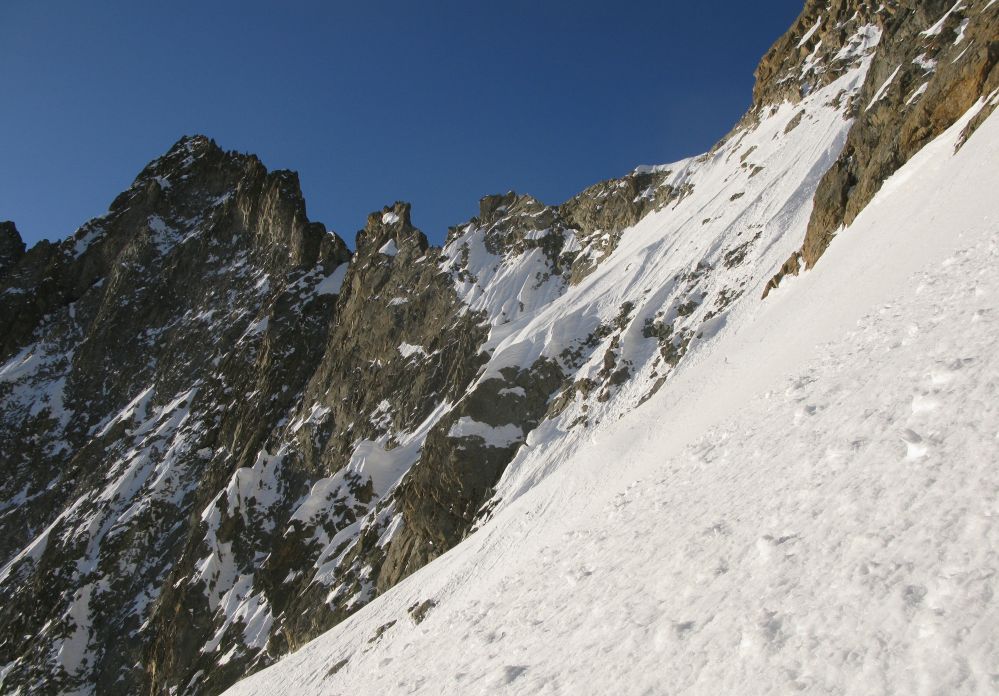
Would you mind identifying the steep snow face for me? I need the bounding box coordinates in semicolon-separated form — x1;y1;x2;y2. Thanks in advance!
449;34;878;486
226;96;999;696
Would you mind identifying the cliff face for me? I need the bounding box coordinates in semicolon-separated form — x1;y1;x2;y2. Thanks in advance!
1;2;996;695
762;0;999;293
0;222;25;280
0;135;351;694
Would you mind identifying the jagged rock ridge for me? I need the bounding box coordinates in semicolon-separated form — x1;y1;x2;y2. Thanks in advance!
0;133;686;694
762;0;999;293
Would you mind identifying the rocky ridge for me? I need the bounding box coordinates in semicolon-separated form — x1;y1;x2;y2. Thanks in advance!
763;0;999;293
0;133;686;695
1;2;996;695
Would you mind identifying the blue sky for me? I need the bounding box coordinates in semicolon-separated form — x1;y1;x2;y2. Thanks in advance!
1;1;804;248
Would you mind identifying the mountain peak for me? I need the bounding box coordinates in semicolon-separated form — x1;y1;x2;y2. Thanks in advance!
356;201;428;257
154;133;226;174
0;220;25;277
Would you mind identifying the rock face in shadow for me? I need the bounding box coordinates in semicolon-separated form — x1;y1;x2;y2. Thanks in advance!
0;221;25;279
0;136;351;695
379;358;565;589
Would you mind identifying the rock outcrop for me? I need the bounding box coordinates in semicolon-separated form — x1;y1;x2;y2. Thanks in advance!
0;221;25;279
764;0;999;294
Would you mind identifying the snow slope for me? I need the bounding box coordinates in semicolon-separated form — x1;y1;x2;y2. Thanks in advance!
226;101;999;694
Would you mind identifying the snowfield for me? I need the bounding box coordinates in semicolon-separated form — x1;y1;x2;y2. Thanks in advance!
226;100;999;694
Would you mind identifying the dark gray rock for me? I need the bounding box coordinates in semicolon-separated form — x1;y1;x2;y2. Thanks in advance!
0;221;25;279
0;135;351;695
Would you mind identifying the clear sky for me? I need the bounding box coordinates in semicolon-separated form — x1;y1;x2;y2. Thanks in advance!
1;1;804;248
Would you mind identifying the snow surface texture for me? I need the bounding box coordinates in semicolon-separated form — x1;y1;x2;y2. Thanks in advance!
226;102;999;693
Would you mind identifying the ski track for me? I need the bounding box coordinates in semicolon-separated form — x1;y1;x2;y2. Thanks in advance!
226;101;999;694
